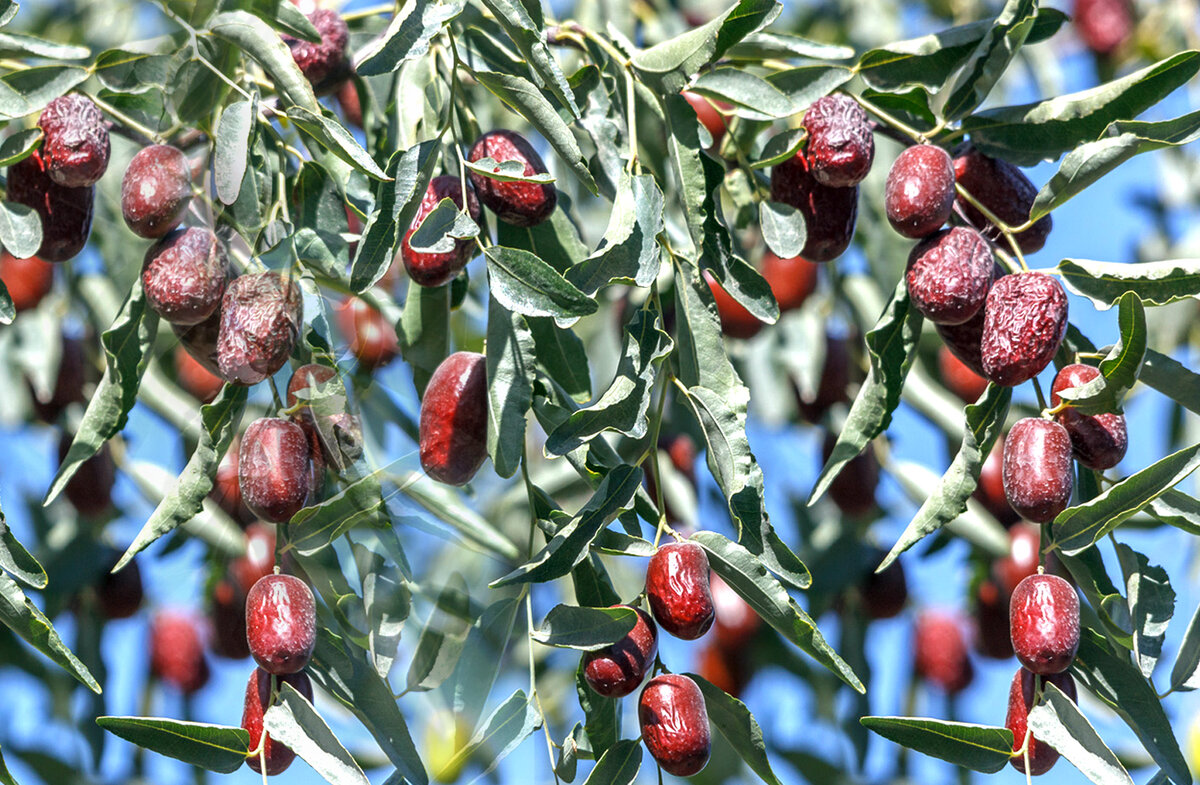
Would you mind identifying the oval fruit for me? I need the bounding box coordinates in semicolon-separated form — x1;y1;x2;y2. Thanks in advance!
1007;668;1076;775
7;150;94;262
1010;573;1079;675
705;271;762;340
150;611;210;694
121;144;192;239
419;351;488;486
246;574;317;674
401;175;483;288
914;611;974;693
973;579;1014;659
143;227;229;326
209;578;250;660
761;251;818;312
467;129;557;227
1050;364;1128;470
906;227;993;325
1002;418;1073;524
953;146;1052;255
37;94;110;188
243;667;313;774
860;550;907;620
822;433;878;518
582;606;658;698
645;541;715;640
238;418;312;522
995;523;1041;598
216;272;303;385
939;344;990;403
980;272;1067;386
175;344;224;403
802;93;874;188
770;152;858;262
0;252;54;313
639;674;711;777
282;8;349;86
796;333;852;422
335;296;398;369
884;144;955;239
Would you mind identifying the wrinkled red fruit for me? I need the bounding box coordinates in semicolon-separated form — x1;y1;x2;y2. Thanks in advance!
705;271;762;340
974;579;1013;659
639;674;711;777
210;579;251;659
980;272;1067;386
583;606;658;698
710;573;760;651
1073;0;1134;56
822;433;878;518
37;94;110;188
175;345;224;403
682;91;729;147
861;551;907;620
419;351;488;486
884;144;955;239
231;523;277;596
796;333;852;422
1051;364;1128;470
150;611;210;693
802;93;874;188
246;574;317;674
906;227;992;325
401;175;483;287
121;144;192;239
238;418;312;522
58;433;114;518
216;272;303;385
283;8;349;86
914;612;974;693
974;437;1019;525
97;558;143;620
996;523;1041;598
936;305;987;377
7;150;94;262
467;130;557;228
761;251;818;312
0;252;54;312
1003;418;1073;524
1007;668;1077;775
770;153;858;262
174;308;222;377
953;146;1052;255
143;227;229;326
1010;574;1079;675
646;541;715;640
335;296;398;369
939;344;990;403
696;639;751;698
243;667;313;775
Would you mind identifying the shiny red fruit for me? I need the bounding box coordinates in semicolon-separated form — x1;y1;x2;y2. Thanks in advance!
705;272;762;340
243;667;313;775
216;272;303;385
246;574;317;674
238;418;312;523
0;252;53;312
802;93;874;188
1010;574;1079;675
1050;364;1128;470
150;611;210;694
230;523;277;597
639;674;711;777
939;344;989;403
884;144;955;239
953;146;1052;255
1073;0;1134;56
7;150;94;262
419;351;488;486
582;606;658;698
906;227;992;325
175;345;224;403
770;152;858;262
467;130;557;227
211;436;252;524
980;272;1067;386
37;94;110;188
1006;668;1076;775
646;541;715;640
401;175;483;288
914;611;974;694
1002;418;1073;524
121;144;192;239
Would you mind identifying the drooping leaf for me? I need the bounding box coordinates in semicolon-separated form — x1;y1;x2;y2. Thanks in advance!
486;297;535;478
214;98;254;205
96;717;248;774
1056;258;1200;310
565;173;664;295
355;0;465;76
1026;682;1134;785
581;739;642;785
690;674;783;785
0;201;42;260
860;717;1013;773
443;690;541;779
485;245;598;319
1139;349;1200;416
406;575;473;692
208;10;318;112
532;605;638;651
941;0;1037;121
0;571;99;693
263;683;370;785
0;503;44;589
1114;544;1174;679
1054;292;1145;414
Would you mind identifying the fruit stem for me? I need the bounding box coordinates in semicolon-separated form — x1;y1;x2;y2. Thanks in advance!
90;93;165;146
849;92;928;144
952;183;1029;271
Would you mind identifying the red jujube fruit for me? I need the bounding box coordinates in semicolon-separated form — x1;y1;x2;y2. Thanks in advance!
1006;668;1077;775
246;574;317;674
802;93;874;188
980;272;1067;386
242;667;313;775
582;606;658;698
1010;574;1079;675
770;152;858;262
467;130;557;227
1050;363;1128;470
238;418;312;522
639;674;711;777
645;541;715;640
1002;418;1073;524
884;144;955;239
418;351;488;486
401;175;483;287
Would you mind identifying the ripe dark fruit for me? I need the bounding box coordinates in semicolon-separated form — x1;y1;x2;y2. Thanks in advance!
287;364;363;471
936;305;987;377
770;152;858;262
884;144;955;239
216;272;303;385
974;437;1019;525
682;91;728;147
143;227;229;326
7;150;94;262
1002;418;1073;524
645;541;715;640
246;574;317;674
861;552;907;620
822;433;878;518
211;437;253;524
401;174;482;288
906;227;992;325
33;335;87;423
150;611;210;694
419;351;488;486
914;612;974;693
953;146;1052;255
802;93;874;188
283;8;349;86
175;345;224;403
0;252;54;312
121;144;192;239
1073;0;1134;56
1007;669;1077;775
467;130;557;227
980;272;1067;386
639;674;711;777
711;574;760;651
174;309;222;377
705;272;762;340
59;433;114;518
996;523;1041;597
335;296;398;369
238;418;312;522
210;579;251;659
974;580;1014;659
97;558;143;620
761;251;818;313
1010;574;1079;675
582;606;658;698
243;668;313;775
37;94;110;188
939;344;989;403
1051;364;1128;470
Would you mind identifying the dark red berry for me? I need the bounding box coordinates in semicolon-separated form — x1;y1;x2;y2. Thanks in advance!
467;130;557;227
761;251;818;313
884;144;955;239
936;305;987;377
283;8;349;86
59;432;114;518
335;296;398;369
796;333;852;422
142;227;229;326
802;93;874;188
953;146;1052;255
7;150;94;262
639;674;711;777
1010;574;1079;675
980;272;1067;386
906;227;992;325
243;667;313;775
121;144;192;239
939;344;990;403
695;639;751;698
914;611;974;693
401;175;483;287
974;437;1019;525
1050;364;1128;470
97;557;143;620
1006;668;1076;775
37;94;110;188
174;309;222;377
705;271;762;340
1002;418;1073;524
246;574;317;674
582;606;658;698
822;433;878;518
150;611;210;694
336;80;362;128
861;551;907;620
646;541;715;640
770;152;858;262
211;436;253;525
175;345;224;403
0;252;54;312
418;351;488;486
216;272;303;385
1073;0;1134;56
238;418;312;523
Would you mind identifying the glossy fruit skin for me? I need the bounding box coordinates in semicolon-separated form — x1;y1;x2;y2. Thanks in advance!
419;351;488;486
283;8;348;86
7;150;94;262
980;272;1067;386
861;553;908;620
710;574;760;651
32;335;87;423
121;144;192;239
1011;574;1079;675
59;432;114;518
210;578;251;659
1051;364;1128;470
467;130;557;227
939;344;990;403
150;611;210;694
761;251;818;313
705;272;762;339
143;227;229;326
0;252;54;312
243;668;313;775
174;309;222;377
401;175;483;288
953;146;1052;255
936;305;987;377
639;674;711;777
335;296;398;369
974;437;1019;525
37;94;110;188
996;523;1041;597
238;418;312;522
583;606;658;698
246;574;317;674
175;345;224;403
974;579;1014;659
646;542;715;640
1007;668;1076;775
1073;0;1134;56
796;333;852;422
914;612;974;693
97;558;143;620
906;227;993;325
802;93;874;188
822;433;878;518
1003;418;1073;524
682;91;728;147
884;145;955;238
216;272;303;385
770;152;858;262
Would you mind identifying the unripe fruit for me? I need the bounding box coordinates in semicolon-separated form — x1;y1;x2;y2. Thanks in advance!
216;272;303;385
7;150;94;262
705;272;762;340
802;93;874;188
0;252;54;312
230;523;277;597
121;144;192;239
682;91;728;147
1006;668;1077;775
974;437;1019;525
282;8;349;86
980;272;1067;386
770;152;858;262
335;296;398;369
639;674;711;777
150;611;210;693
32;335;86;423
175;345;224;403
995;523;1041;597
419;351;488;486
953;146;1052;255
582;606;658;698
401;175;483;288
646;541;715;640
238;418;312;522
174;309;222;377
914;611;974;693
59;432;114;518
467;130;557;227
210;579;251;659
1073;0;1134;56
822;433;878;518
242;668;313;775
710;574;759;651
1010;574;1079;674
97;557;143;620
973;579;1014;659
1002;418;1073;524
935;306;987;377
906;227;993;325
143;227;229;326
796;333;852;422
37;94;110;188
860;551;907;620
1051;364;1128;470
761;251;818;313
246;574;317;674
939;344;990;403
884;144;955;239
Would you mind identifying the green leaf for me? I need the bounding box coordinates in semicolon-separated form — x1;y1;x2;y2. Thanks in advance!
582;739;642;785
691;67;793;117
0;65;89;120
576;663;618;758
749;128;806;170
0;31;88;60
1027;682;1134;785
527;315;591;402
288;105;389;180
0;284;10;325
355;0;464;76
408;198;480;253
765;66;855;114
532;605;637;651
263;683;370;785
555;724;581;782
860;717;1013;773
93;38;176;93
255;0;321;40
1114;544;1174;679
485;245;597;319
208;10;318;112
444;690;541;779
400;280;449;397
942;0;1038;121
758;200;806;260
214;99;254;205
0;201;42;260
403;473;521;559
465;156;556;184
476;0;580;118
1054;292;1145;414
0;746;14;785
0;571;99;693
690;674;783;785
1057;258;1200;310
486;297;535;478
1139;349;1200;416
0;503;45;589
0;128;42;168
406;575;473;692
447;597;520;737
1147;490;1200;536
96;717;248;774
565;173;663;295
1169;591;1200;692
725;31;853;61
497;194;589;274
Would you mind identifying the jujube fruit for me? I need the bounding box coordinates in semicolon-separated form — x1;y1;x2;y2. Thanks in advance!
645;541;715;640
980;272;1067;386
695;639;751;698
7;150;94;262
682;91;728;148
705;271;762;339
914;611;974;693
96;556;143;620
973;580;1013;659
1010;574;1079;675
216;272;303;385
638;674;711;777
1002;418;1073;524
336;80;362;128
242;667;313;775
770;152;858;262
953;146;1052;255
1006;668;1077;775
1073;0;1134;56
419;351;488;486
211;436;253;525
174;309;222;377
238;418;312;522
282;8;349;86
175;345;224;403
995;523;1041;597
860;551;907;620
974;437;1019;525
210;579;251;659
822;433;878;518
150;611;210;694
939;344;990;403
906;227;993;325
884;144;955;239
287;363;363;471
58;432;114;518
246;574;317;674
121;144;192;239
0;252;54;312
761;251;818;313
1051;364;1128;470
37;94;110;188
802;93;874;188
936;305;987;377
335;296;398;369
582;606;658;698
467;130;557;228
143;227;229;326
401;175;483;288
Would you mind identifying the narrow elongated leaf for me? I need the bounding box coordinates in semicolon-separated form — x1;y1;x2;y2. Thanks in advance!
565;173;663;295
1027;683;1134;785
0;572;98;692
0;201;41;259
1139;349;1200;415
214;99;253;204
355;0;464;76
690;674;782;785
263;683;370;785
582;739;641;785
1057;258;1200;310
96;717;248;774
406;576;472;692
1114;544;1174;679
0;65;89;120
476;0;579;118
1170;595;1200;692
943;0;1037;120
0;504;44;589
1148;490;1200;536
533;605;637;651
486;297;535;478
444;690;540;779
0;31;89;59
288;106;389;180
209;11;318;111
765;66;855;116
527;316;591;402
485;245;597;319
691;68;793;117
860;717;1012;773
